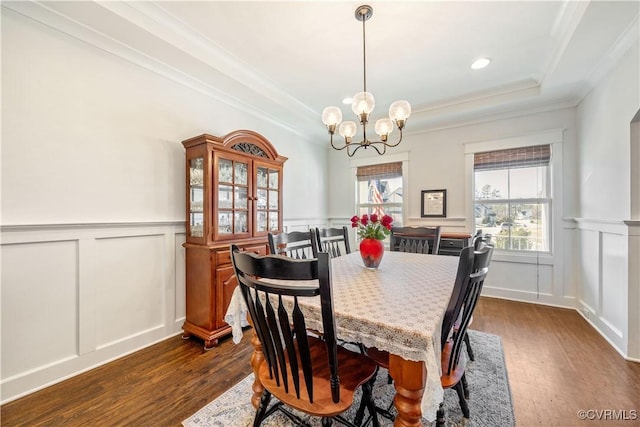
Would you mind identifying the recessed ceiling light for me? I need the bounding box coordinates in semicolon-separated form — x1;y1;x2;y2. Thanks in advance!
342;97;353;104
471;57;491;70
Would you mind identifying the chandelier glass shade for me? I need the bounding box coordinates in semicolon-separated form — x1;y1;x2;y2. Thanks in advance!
322;5;411;157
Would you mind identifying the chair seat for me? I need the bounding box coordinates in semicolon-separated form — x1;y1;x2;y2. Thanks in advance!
258;336;378;417
440;340;466;389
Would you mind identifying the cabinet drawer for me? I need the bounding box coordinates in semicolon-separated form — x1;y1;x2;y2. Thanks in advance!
215;244;268;266
440;238;465;249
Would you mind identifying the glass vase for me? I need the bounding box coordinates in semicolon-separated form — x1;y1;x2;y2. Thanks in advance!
359;238;384;269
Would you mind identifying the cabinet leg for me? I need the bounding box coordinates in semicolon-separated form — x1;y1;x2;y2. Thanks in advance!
181;332;191;340
204;339;219;350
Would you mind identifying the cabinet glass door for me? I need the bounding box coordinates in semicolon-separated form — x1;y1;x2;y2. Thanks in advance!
217;157;249;236
256;165;280;233
189;158;204;238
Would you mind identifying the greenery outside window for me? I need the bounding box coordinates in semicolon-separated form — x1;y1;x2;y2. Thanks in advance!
474;145;551;252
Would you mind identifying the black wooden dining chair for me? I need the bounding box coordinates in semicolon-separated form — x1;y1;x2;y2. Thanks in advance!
313;226;351;258
355;245;476;425
472;231;493;250
268;230;316;259
390;226;442;255
230;245;380;427
437;261;489;426
454;243;494;361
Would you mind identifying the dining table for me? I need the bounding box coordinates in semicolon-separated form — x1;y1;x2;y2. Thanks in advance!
225;250;460;427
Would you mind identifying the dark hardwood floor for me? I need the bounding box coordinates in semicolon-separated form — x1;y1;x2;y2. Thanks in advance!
2;297;640;426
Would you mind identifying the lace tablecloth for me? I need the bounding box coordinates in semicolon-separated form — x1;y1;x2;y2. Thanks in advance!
225;250;459;422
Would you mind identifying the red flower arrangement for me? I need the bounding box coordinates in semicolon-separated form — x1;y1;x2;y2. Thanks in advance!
350;213;393;240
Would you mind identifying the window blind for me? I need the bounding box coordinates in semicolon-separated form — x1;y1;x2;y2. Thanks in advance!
356;162;402;181
474;144;551;171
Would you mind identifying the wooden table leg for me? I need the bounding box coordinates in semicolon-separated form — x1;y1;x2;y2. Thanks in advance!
389;354;427;427
249;328;265;409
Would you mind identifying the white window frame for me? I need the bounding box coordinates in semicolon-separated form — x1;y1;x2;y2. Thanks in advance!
464;130;564;263
351;152;409;240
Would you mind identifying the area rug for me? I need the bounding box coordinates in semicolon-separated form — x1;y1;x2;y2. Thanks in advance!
183;330;514;427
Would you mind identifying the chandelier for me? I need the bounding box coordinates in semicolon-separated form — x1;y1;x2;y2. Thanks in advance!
322;4;411;157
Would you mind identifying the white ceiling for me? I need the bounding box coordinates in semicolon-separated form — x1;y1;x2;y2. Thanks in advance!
5;1;639;143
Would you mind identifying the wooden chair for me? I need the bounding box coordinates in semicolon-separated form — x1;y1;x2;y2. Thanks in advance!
472;231;493;250
230;245;380;427
455;243;494;361
436;256;490;426
268;230;316;259
390;226;441;255
355;246;476;424
313;227;351;258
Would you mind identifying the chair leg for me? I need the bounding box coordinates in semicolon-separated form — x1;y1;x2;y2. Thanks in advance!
454;382;470;418
436;402;445;427
354;368;378;426
464;332;475;361
363;380;381;427
321;417;333;426
253;389;272;427
461;372;470;399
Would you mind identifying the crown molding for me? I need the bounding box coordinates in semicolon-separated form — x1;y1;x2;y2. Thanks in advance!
2;1;320;144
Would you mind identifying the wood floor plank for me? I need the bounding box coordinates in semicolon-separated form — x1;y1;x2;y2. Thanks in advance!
2;298;639;426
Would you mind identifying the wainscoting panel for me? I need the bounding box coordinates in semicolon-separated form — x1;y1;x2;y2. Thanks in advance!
174;232;186;325
1;240;79;378
600;232;627;339
575;219;632;358
93;234;166;349
0;222;185;404
483;261;554;300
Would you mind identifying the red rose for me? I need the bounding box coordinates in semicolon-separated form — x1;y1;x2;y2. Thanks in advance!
381;215;393;227
370;213;379;223
351;221;358;228
361;214;368;226
350;215;359;223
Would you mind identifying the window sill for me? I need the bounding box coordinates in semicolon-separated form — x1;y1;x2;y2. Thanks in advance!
492;251;553;265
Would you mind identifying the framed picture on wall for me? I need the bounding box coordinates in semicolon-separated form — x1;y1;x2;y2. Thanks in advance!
421;189;447;217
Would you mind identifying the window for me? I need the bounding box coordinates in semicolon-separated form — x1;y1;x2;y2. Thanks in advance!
356;161;404;229
474;145;551;252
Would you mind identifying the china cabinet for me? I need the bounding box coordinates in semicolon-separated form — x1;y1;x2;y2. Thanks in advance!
182;130;287;349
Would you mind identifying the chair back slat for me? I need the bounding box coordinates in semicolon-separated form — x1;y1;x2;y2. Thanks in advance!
390;226;441;255
252;292;278;382
231;245;341;405
292;299;313;402
268;231;316;259
313;227;351;258
265;295;287;390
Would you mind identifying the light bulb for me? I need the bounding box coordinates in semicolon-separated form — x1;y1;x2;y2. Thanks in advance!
338;121;357;138
374;118;393;137
389;100;411;121
351;92;375;115
322;106;343;126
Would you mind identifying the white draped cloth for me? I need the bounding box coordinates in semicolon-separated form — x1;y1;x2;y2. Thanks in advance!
225;251;459;422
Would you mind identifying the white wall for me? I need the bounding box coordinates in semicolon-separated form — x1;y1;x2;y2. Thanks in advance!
328;108;578;307
0;8;328;402
575;41;639;360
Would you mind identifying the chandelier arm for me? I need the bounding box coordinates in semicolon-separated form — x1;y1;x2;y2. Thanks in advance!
346;143;363;157
369;142;386;155
329;133;351;151
379;129;405;148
